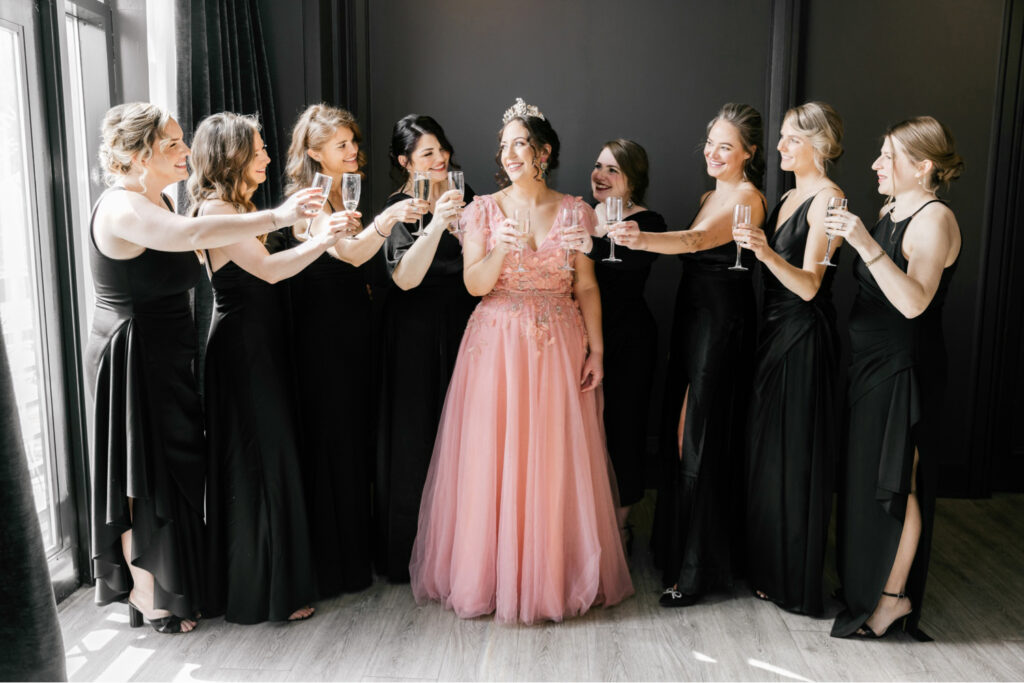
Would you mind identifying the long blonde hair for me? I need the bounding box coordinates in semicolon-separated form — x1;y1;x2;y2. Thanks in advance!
98;102;172;192
285;104;366;196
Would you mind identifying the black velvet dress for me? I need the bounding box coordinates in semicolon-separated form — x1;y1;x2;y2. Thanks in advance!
745;195;839;616
589;210;667;506
375;188;478;582
279;224;375;598
832;200;957;638
84;188;205;620
652;200;758;595
204;257;317;623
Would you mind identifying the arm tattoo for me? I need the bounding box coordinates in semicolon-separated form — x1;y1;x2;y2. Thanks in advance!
676;230;703;252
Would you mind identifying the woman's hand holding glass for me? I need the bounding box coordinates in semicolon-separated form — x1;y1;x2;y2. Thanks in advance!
275;187;326;227
325;209;363;239
823;208;870;252
384;197;430;230
607;220;642;250
425;189;465;235
315;216;353;248
492;216;522;258
733;223;770;260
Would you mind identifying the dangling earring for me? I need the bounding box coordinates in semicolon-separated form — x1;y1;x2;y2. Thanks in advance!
540;160;549;179
626;198;635;209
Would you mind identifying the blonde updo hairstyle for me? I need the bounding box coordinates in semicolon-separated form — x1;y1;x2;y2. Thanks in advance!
186;112;262;217
783;101;844;174
285;104;367;196
98;102;173;190
887;116;964;193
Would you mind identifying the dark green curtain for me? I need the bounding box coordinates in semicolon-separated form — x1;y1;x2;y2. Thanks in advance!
175;0;283;391
0;319;67;682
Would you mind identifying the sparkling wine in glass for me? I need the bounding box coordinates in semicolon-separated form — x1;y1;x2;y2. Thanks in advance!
558;204;578;271
341;173;361;239
412;171;430;236
448;170;465;234
513;207;529;273
728;203;752;271
603;196;623;264
306;172;333;240
818;197;848;266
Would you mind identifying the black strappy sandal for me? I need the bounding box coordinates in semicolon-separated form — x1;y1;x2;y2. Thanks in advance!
127;601;195;634
855;590;911;639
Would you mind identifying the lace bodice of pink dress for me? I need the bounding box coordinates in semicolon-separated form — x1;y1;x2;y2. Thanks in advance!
409;193;634;624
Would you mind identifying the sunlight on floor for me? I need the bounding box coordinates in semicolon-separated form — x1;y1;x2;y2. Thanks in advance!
748;657;813;681
693;650;718;663
95;645;154;681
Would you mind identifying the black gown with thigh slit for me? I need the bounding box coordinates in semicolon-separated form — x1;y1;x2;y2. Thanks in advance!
589;210;667;507
203;256;317;623
278;226;375;599
831;200;956;638
85;188;205;619
652;198;758;596
375;188;478;582
745;195;839;616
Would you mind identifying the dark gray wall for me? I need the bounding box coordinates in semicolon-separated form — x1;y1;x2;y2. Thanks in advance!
800;0;1005;492
256;0;1018;495
366;0;772;444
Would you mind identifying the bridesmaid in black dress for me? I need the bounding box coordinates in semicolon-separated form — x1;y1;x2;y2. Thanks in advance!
86;103;320;633
376;115;474;582
733;102;844;615
613;104;765;606
189;112;353;623
587;139;666;547
826;117;963;639
281;104;426;597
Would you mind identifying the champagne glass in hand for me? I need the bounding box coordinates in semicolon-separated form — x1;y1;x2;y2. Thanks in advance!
728;203;752;271
306;172;333;240
448;170;465;234
411;171;430;236
341;173;361;239
818;197;847;266
603;196;623;263
513;208;530;273
558;204;579;272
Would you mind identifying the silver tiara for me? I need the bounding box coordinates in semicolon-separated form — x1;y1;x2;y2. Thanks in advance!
502;97;545;125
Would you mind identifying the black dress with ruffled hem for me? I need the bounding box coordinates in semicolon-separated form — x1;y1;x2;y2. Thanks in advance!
745;195;839;616
85;188;206;619
831;200;956;638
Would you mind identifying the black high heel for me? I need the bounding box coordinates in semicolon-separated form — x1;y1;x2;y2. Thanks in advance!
856;590;912;638
128;603;143;628
127;599;193;634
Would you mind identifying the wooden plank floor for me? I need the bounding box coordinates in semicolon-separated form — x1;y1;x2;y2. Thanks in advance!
59;494;1024;681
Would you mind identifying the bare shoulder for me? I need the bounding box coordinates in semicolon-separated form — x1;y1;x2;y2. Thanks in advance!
199;198;240;216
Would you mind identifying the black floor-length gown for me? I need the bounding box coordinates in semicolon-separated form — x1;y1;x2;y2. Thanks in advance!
375;188;478;582
652;200;758;595
85;188;205;619
746;195;839;616
589;210;667;507
832;200;957;639
204;257;317;623
279;225;375;598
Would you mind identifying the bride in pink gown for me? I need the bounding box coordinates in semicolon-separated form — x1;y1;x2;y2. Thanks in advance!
409;99;634;624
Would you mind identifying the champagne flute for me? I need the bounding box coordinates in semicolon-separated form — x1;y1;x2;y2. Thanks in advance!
818;197;848;266
341;173;361;240
558;204;578;272
305;172;333;240
728;203;751;271
447;170;465;234
603;196;623;263
513;207;529;273
411;171;430;236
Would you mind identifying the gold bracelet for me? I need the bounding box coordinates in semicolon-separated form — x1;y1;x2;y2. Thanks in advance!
864;251;885;267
